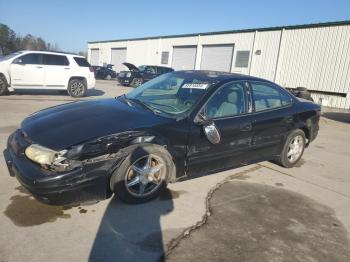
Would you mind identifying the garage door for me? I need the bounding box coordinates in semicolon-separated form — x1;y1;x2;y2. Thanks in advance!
111;48;127;72
200;44;234;72
172;46;197;70
90;49;99;65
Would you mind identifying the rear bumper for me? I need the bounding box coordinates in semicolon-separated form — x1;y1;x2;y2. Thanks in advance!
4;131;114;205
87;77;96;89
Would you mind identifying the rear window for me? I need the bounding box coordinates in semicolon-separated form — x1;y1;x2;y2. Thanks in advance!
43;54;69;66
74;57;91;67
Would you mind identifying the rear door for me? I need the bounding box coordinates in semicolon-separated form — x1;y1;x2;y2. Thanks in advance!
10;53;45;88
43;54;70;88
142;66;157;81
248;81;294;160
187;81;255;175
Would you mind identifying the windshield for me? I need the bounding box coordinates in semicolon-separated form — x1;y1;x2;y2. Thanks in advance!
0;51;23;62
125;71;218;118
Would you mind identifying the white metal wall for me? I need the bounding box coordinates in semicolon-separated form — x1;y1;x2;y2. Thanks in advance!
250;31;282;81
275;26;350;109
88;23;350;109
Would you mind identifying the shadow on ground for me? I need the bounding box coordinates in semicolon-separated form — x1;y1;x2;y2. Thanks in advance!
8;88;105;97
167;181;350;262
323;112;350;124
88;190;176;262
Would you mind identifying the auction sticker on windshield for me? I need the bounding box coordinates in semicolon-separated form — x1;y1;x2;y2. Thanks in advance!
182;83;209;89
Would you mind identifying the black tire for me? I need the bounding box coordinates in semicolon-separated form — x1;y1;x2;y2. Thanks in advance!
131;78;143;88
275;129;306;168
0;75;9;96
67;79;87;98
110;144;175;204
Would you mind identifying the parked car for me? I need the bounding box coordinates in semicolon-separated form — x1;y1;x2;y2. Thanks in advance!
92;65;117;80
287;87;314;102
0;50;95;97
117;62;174;87
4;71;320;205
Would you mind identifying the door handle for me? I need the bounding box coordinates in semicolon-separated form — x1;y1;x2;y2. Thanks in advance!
36;66;43;69
240;122;252;131
64;67;70;70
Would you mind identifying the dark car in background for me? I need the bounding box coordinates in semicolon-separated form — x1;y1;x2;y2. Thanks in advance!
92;65;117;80
4;70;320;205
117;62;174;87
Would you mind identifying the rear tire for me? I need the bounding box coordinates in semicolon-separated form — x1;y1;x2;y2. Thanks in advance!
0;76;9;96
131;78;143;88
276;129;306;168
67;79;87;98
110;144;175;204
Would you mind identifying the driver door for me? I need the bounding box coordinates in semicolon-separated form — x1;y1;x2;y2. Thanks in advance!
187;81;255;176
10;53;45;88
142;66;158;81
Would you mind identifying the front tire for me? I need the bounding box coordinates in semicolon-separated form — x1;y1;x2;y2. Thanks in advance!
110;144;175;204
276;129;306;168
67;79;87;98
0;76;9;96
131;78;143;88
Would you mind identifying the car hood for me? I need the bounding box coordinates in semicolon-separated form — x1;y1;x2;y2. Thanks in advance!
21;98;171;150
123;62;139;71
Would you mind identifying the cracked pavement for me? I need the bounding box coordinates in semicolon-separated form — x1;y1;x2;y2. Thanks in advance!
1;81;350;262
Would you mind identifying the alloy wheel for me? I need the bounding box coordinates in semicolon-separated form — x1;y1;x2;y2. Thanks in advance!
70;82;84;96
125;154;165;197
287;135;304;163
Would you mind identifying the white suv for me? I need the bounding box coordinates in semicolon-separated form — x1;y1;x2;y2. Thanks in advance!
0;50;95;97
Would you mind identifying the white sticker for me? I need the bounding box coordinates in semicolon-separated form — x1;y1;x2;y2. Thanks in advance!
182;83;209;89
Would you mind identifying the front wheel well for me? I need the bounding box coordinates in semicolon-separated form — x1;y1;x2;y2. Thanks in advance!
0;73;9;86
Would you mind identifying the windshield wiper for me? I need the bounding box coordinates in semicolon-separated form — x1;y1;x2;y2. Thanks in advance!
119;94;133;106
128;98;162;115
146;102;180;112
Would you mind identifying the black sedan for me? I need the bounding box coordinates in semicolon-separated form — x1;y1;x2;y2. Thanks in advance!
4;71;320;205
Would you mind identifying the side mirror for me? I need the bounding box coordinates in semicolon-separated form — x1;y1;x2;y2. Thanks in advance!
194;113;221;144
203;122;221;144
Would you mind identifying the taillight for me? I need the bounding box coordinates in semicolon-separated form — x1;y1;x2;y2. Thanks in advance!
89;66;94;72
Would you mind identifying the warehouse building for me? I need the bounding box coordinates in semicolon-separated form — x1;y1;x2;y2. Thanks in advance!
87;21;350;109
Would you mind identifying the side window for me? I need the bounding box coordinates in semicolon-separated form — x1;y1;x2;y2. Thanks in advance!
43;54;69;66
18;53;42;64
206;82;247;118
251;83;292;112
145;66;156;74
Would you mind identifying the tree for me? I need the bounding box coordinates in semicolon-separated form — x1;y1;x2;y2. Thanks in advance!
0;24;16;55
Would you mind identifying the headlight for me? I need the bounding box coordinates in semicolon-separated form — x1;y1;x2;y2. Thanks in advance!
126;72;131;77
25;144;67;166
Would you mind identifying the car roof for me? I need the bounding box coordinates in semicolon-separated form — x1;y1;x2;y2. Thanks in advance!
175;70;271;83
19;50;85;58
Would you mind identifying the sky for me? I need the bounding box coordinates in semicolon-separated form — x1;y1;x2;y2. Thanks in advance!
0;0;349;53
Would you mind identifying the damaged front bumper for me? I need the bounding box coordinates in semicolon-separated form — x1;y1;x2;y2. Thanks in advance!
4;131;117;205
